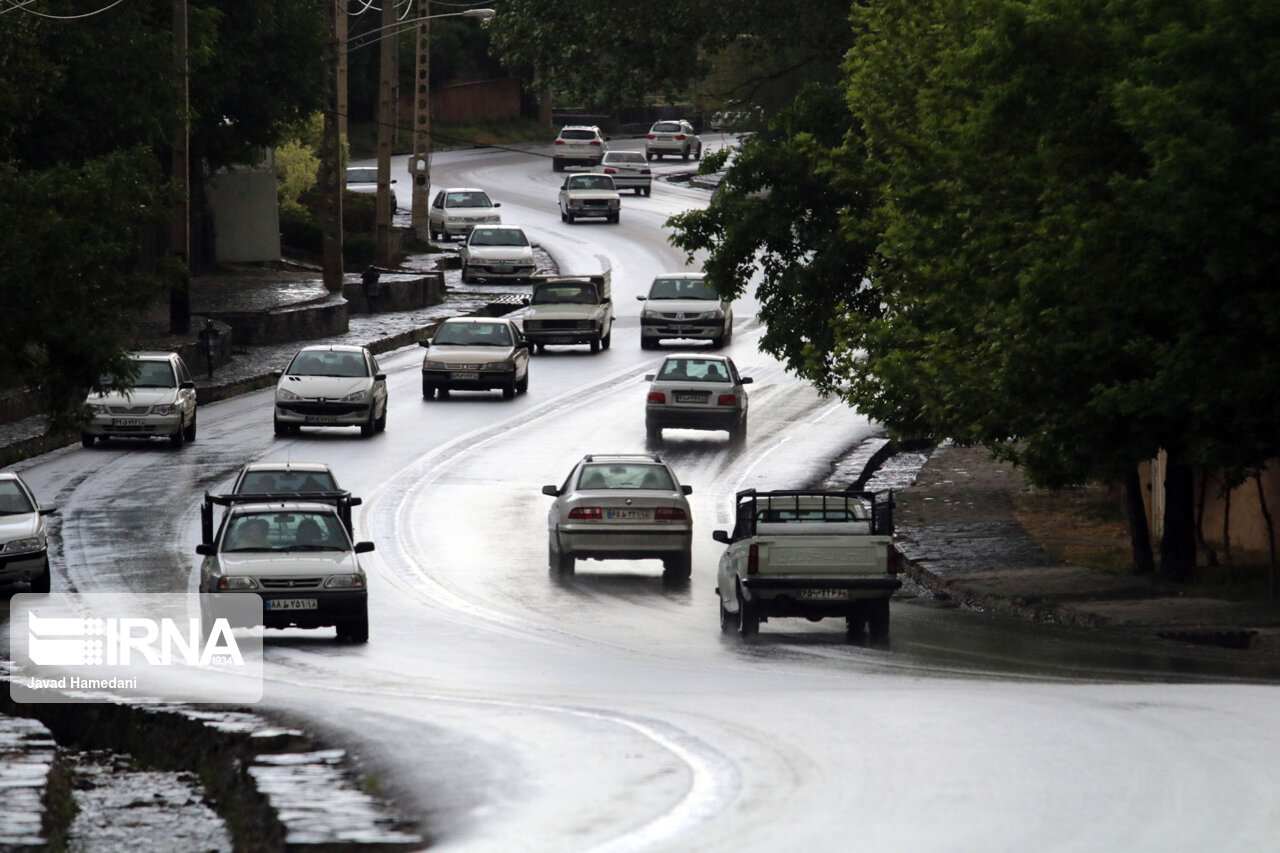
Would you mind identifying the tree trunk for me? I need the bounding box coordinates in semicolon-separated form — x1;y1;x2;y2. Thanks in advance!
1160;451;1198;581
1257;473;1276;600
1124;467;1155;575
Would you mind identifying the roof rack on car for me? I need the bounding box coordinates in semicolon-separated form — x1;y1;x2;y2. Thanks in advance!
583;453;662;463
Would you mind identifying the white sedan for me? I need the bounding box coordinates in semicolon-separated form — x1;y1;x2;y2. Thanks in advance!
0;472;56;593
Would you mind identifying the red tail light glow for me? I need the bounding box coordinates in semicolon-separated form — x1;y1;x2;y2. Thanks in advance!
646;133;656;139
654;507;688;521
647;392;666;404
716;394;736;406
554;139;565;145
568;507;602;520
675;134;687;140
589;140;602;146
747;544;759;575
603;168;617;173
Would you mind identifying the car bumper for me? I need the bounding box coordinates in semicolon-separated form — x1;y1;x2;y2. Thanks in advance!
740;576;902;612
554;153;602;164
556;526;692;559
609;177;651;189
646;407;741;431
83;412;182;438
524;325;602;345
465;263;537;280
275;402;375;427
640;319;721;340
565;206;618;219
0;549;47;583
646;144;687;155
422;368;516;391
207;589;367;630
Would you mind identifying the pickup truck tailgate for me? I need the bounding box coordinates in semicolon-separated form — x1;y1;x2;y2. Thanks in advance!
755;534;892;575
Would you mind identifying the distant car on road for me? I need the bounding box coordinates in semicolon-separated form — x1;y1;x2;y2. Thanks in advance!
427;187;501;241
553;125;609;171
273;345;388;437
645;120;702;161
419;317;531;400
0;472;57;593
541;453;693;578
558;173;621;224
637;272;734;348
644;354;751;443
598;151;652;196
81;351;198;448
459;225;538;283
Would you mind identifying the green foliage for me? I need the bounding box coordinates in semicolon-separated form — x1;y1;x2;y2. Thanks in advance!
276;114;325;206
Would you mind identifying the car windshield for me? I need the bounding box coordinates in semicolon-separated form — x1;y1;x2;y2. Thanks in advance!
560;129;597;141
433;322;513;347
532;284;596;305
651;123;682;133
235;470;338;494
119;360;177;388
568;175;614;191
347;168;377;183
0;481;35;515
469;228;528;247
578;464;675;491
658;359;730;383
647;277;718;301
223;511;349;552
287;350;369;378
445;192;493;208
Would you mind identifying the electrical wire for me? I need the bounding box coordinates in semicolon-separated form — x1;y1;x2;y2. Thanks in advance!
2;0;127;19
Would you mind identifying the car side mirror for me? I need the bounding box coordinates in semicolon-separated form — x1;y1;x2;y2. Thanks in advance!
644;374;655;381
180;380;196;390
682;485;693;495
354;541;376;553
712;530;730;544
521;297;530;306
740;377;753;385
494;202;501;207
374;373;386;382
636;295;646;301
541;485;559;497
349;497;363;507
418;340;431;347
39;503;58;516
195;543;216;556
271;370;283;378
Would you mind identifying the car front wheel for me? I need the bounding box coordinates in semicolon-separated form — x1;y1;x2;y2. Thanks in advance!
338;607;370;643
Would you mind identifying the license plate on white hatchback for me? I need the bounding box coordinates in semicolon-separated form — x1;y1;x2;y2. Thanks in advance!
304;415;338;424
606;509;652;520
798;589;848;601
265;598;318;611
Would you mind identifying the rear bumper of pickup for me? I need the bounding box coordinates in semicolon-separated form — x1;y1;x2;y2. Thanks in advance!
740;576;901;616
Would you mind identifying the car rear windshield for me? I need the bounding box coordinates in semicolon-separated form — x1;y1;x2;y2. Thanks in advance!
658;359;730;382
0;481;35;515
577;464;675;491
445;192;493;208
568;175;614;190
647;277;717;300
287;350;370;378
470;228;528;247
434;322;513;346
606;153;645;164
560;129;597;140
532;284;595;304
651;123;682;133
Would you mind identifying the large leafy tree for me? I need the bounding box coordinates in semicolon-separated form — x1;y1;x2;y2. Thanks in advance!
0;0;324;427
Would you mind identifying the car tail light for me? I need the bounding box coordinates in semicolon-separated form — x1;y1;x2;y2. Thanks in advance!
569;507;602;520
647;392;666;404
589;140;602;146
747;544;759;575
555;139;565;145
646;133;656;139
716;394;736;406
603;167;617;173
675;134;687;140
641;169;651;175
654;507;688;521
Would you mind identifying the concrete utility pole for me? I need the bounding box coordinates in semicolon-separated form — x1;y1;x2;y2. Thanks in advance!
321;0;344;292
375;0;396;264
170;0;190;333
409;0;431;240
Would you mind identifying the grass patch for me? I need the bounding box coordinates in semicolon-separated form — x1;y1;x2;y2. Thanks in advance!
1013;483;1133;574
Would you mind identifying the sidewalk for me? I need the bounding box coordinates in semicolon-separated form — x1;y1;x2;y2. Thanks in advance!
894;443;1280;654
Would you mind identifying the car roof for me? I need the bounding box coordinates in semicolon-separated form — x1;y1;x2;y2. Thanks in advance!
239;461;334;474
470;224;525;232
560;124;600;131
129;351;179;360
441;186;486;193
0;472;23;483
439;316;513;325
660;353;732;364
650;272;704;281
579;453;667;464
295;344;367;354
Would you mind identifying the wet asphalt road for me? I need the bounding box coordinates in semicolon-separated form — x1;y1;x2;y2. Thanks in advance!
5;144;1280;852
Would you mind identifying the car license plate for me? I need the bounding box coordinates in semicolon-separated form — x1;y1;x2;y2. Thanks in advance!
451;371;480;381
606;509;652;520
674;393;708;403
494;265;513;273
799;589;848;601
111;418;144;426
304;415;338;424
265;598;318;611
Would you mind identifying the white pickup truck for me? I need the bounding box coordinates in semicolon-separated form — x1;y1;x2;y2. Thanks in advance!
520;274;614;353
713;489;900;640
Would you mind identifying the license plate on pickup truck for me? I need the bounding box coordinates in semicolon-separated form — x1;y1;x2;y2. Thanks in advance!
798;589;849;601
265;598;318;611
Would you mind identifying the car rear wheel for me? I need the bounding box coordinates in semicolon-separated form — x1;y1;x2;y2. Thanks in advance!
549;541;574;574
693;144;702;160
867;598;890;644
663;549;692;579
553;160;564;172
737;583;759;637
719;598;735;632
730;414;747;444
645;420;662;442
642;187;652;197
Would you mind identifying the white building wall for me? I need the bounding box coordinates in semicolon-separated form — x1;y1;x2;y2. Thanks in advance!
207;150;280;263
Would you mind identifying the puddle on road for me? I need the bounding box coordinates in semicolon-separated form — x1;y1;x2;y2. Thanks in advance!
67;750;230;853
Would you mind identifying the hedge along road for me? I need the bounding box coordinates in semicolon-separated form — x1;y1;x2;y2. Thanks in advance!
6;143;1280;852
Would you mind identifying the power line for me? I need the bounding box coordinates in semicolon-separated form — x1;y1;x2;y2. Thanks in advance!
2;0;127;19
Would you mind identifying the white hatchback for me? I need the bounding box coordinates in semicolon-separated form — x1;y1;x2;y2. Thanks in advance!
459;225;538;283
272;345;388;437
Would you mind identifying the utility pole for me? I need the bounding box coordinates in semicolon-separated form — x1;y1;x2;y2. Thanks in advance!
321;0;344;292
409;0;431;240
169;0;190;334
375;0;396;264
